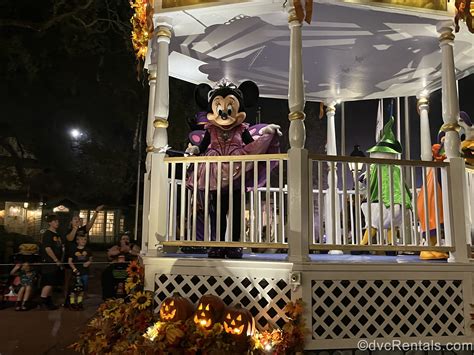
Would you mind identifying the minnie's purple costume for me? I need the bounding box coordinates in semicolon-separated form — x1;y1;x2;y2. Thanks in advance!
188;122;279;246
193;123;279;191
187;81;280;252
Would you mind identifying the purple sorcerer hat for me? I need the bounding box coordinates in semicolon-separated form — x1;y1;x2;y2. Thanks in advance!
195;111;208;125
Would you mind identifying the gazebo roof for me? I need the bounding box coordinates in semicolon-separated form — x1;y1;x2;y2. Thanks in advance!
147;0;474;102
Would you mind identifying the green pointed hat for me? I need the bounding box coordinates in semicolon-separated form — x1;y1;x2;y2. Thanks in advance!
367;117;403;154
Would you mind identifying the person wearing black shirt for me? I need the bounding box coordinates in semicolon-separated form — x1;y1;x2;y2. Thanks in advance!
65;205;104;255
102;234;140;299
68;235;92;310
63;205;103;304
40;214;63;310
106;234;140;262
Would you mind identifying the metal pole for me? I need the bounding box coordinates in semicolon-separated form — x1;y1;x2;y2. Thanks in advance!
396;97;401;159
134;115;144;241
396;97;401;140
341;102;346;155
404;97;411;160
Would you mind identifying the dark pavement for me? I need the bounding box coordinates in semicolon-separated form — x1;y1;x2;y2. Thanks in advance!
0;263;106;355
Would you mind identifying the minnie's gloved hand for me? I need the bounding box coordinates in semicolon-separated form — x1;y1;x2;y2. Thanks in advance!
259;124;282;136
185;145;200;156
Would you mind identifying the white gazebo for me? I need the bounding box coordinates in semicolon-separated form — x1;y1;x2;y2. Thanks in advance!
141;0;474;350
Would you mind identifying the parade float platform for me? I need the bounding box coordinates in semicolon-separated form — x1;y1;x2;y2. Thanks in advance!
143;253;474;350
140;0;474;350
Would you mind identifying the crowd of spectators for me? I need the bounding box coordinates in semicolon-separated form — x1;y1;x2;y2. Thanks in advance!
2;208;140;311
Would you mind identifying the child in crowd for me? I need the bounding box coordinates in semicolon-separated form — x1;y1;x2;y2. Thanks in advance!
10;259;37;311
68;234;92;310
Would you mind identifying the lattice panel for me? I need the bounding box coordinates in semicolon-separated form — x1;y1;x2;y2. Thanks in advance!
155;274;291;329
312;280;464;340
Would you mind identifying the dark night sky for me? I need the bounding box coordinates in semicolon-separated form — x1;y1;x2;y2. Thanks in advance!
1;1;473;205
169;74;474;159
339;75;474;160
0;1;146;205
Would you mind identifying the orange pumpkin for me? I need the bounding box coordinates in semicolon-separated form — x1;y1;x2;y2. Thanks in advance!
223;304;255;337
159;293;194;322
193;294;226;329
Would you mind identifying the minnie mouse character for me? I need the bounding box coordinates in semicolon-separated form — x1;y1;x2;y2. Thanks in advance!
186;79;281;258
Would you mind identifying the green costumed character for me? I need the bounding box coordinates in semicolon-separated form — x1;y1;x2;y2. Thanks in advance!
360;117;412;245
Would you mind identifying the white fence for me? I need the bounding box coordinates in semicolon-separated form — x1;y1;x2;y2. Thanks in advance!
156;153;462;256
163;154;288;248
308;154;452;253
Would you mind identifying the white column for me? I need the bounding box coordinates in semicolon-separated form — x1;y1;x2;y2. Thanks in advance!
325;102;342;253
396;97;401;159
396;98;401;143
141;67;157;253
326;102;337;156
341;102;346;156
404;97;411;160
417;95;432;161
153;22;172;149
287;149;310;262
287;5;309;262
437;21;469;263
438;22;461;159
146;67;157;150
148;20;172;255
287;6;306;150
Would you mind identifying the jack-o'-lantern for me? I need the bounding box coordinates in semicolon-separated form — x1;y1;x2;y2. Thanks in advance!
159;293;194;322
193;294;226;329
223;304;255;337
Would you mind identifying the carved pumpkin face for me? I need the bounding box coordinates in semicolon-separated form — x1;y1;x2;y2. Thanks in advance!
159;293;194;322
223;304;255;337
193;294;226;329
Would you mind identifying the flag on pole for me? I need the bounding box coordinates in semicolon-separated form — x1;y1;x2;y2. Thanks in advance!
375;99;384;141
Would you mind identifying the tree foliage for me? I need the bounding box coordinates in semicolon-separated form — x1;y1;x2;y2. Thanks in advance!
0;0;148;204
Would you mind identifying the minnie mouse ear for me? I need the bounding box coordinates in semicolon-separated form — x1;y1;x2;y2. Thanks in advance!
194;84;212;110
238;81;259;109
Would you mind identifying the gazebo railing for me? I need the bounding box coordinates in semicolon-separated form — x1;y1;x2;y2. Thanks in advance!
307;154;454;253
160;153;288;249
151;152;469;259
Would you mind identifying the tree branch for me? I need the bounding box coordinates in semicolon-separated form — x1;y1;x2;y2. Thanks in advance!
0;0;95;32
0;139;27;183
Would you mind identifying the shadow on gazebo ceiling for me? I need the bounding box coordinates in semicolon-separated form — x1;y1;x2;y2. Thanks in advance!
164;3;472;101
